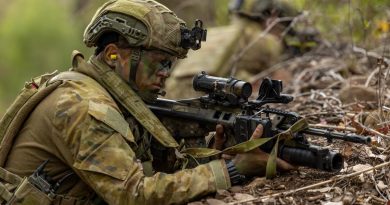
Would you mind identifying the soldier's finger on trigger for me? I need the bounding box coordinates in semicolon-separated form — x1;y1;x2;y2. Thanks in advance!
250;124;264;140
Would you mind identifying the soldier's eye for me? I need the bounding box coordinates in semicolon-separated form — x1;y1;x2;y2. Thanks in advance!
160;60;172;69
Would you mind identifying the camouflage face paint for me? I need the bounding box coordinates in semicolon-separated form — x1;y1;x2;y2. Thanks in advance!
139;50;176;78
134;50;176;93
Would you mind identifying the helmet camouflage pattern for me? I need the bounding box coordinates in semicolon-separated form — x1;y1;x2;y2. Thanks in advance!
83;0;189;58
229;0;299;20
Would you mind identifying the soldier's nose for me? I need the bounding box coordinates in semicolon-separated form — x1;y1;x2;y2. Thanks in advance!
157;70;170;78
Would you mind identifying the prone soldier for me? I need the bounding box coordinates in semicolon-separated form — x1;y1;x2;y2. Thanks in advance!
0;0;294;204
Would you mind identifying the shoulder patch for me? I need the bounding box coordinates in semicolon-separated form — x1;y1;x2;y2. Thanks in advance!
88;101;134;143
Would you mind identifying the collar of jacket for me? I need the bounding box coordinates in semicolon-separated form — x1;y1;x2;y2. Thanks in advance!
70;50;179;148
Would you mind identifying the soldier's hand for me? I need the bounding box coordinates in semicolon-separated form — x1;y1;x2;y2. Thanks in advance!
232;124;296;177
211;124;226;150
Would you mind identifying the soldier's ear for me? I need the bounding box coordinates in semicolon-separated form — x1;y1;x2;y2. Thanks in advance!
103;44;120;68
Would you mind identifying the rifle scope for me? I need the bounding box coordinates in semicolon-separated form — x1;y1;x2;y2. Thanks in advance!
193;72;252;99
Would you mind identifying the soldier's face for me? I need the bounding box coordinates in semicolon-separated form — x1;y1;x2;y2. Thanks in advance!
124;50;176;93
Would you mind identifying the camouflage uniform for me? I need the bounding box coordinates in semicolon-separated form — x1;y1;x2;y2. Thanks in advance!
2;0;231;204
165;0;299;99
4;51;230;205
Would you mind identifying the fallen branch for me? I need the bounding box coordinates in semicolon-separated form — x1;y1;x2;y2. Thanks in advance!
353;46;390;65
228;161;390;205
309;124;356;132
365;66;380;87
346;113;390;140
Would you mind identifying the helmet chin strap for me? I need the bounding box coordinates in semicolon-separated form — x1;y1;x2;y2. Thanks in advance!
128;48;160;103
128;48;142;90
129;48;142;84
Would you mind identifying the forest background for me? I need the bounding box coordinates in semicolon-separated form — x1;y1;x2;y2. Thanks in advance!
0;0;389;116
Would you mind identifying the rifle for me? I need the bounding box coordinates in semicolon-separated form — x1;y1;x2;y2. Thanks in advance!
148;72;371;172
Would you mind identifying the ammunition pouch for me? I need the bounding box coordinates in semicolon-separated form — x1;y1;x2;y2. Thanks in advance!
0;166;52;205
7;177;53;205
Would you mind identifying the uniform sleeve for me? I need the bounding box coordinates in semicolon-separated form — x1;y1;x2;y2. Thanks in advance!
52;84;231;205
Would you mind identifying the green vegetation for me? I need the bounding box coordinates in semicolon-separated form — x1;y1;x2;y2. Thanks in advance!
215;0;231;26
292;0;389;48
0;0;105;115
0;0;81;115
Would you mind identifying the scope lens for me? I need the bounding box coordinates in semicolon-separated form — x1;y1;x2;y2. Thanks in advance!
236;82;252;99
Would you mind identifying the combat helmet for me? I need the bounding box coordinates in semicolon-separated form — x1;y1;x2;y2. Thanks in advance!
84;0;207;59
229;0;299;21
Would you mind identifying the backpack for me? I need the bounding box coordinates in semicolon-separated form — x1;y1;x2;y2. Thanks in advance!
0;71;61;204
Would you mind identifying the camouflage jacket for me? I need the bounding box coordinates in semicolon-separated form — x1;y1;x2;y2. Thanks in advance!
4;51;231;205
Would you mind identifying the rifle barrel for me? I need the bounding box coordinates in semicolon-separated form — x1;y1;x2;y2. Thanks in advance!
302;128;371;144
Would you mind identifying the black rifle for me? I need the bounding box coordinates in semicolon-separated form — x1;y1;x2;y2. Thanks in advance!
148;72;371;172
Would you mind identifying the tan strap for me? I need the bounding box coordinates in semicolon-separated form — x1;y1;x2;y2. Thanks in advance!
49;71;92;83
0;168;21;186
0;86;38;148
89;57;179;148
0;182;12;202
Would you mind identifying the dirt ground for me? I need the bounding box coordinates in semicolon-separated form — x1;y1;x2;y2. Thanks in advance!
189;40;390;205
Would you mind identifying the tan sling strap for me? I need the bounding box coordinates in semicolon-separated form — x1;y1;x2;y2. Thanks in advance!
0;181;12;203
0;168;21;186
87;55;179;148
0;72;61;167
0;167;22;203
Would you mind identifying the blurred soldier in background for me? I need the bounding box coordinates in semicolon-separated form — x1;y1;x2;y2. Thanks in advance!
165;0;318;99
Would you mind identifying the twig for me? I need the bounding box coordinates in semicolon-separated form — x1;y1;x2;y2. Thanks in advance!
309;124;356;132
304;112;346;117
292;68;311;95
353;46;390;65
370;195;388;204
348;113;390;140
363;123;390;140
228;161;390;205
249;58;295;84
341;101;377;109
370;173;388;200
378;59;385;123
365;66;380;87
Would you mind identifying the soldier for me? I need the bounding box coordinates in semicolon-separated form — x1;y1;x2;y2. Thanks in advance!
165;0;302;99
0;0;293;204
